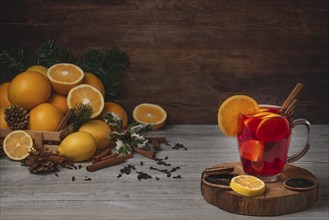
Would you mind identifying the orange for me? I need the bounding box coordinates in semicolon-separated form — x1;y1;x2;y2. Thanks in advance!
132;103;167;130
8;71;51;110
218;95;259;136
0;107;8;129
99;102;128;127
0;82;11;107
256;116;290;142
26;65;48;77
239;140;264;162
67;84;104;118
29;103;64;131
230;175;265;197
82;72;105;97
3;130;33;160
47;93;68;114
47;63;84;95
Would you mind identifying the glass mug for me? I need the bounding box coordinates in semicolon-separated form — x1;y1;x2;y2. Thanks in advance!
237;104;311;182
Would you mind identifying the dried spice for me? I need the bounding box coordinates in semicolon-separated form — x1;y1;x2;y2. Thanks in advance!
172;143;188;150
136;171;152;181
284;177;315;191
205;174;235;186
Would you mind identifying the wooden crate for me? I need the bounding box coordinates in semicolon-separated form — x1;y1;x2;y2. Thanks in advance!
0;124;74;153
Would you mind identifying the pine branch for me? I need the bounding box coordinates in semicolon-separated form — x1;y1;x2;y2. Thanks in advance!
0;47;36;80
69;104;93;130
37;40;76;67
79;48;129;102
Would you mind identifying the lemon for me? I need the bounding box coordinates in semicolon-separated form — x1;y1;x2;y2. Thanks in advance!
230;175;265;197
79;120;111;150
57;131;97;162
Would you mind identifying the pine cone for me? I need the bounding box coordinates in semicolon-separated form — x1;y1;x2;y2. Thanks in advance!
22;147;58;174
4;106;29;130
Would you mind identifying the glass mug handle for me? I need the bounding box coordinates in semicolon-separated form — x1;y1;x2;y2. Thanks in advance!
287;119;311;163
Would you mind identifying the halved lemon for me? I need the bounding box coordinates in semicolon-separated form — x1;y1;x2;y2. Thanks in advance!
67;84;105;118
47;63;84;95
230;175;265;197
218;95;259;136
132;103;167;130
3;130;33;160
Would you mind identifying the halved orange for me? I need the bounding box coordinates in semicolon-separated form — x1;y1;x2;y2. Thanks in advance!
256;116;290;142
47;63;84;95
239;140;264;162
218;95;259;136
67;84;104;118
132;103;167;130
3;130;33;160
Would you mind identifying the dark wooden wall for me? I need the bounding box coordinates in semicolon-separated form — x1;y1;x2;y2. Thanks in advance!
0;0;328;124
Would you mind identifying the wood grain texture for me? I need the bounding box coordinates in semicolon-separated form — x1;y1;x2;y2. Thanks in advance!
0;124;328;220
201;162;319;216
0;0;328;124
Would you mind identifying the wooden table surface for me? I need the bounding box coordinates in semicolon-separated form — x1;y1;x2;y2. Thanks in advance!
1;125;328;220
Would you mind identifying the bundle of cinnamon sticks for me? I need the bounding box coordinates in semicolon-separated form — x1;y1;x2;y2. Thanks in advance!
280;82;305;116
86;137;166;172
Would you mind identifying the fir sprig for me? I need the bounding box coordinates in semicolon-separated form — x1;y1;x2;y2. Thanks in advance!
0;48;36;80
37;40;76;66
70;104;93;130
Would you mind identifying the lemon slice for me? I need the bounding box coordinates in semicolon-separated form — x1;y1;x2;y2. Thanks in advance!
133;103;167;130
3;130;33;160
230;175;265;197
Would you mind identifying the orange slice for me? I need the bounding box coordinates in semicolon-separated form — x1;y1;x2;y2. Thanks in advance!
67;84;104;118
47;63;84;95
230;175;265;197
256;116;290;142
132;103;167;130
239;140;264;162
3;130;33;160
218;95;259;136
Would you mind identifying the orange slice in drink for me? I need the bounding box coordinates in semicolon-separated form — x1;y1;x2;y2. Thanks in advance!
3;130;33;160
239;139;265;162
47;63;84;95
230;175;265;197
133;103;167;130
218;95;259;136
256;116;290;142
67;84;105;118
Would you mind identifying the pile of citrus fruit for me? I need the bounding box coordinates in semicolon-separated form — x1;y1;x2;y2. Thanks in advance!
1;63;168;162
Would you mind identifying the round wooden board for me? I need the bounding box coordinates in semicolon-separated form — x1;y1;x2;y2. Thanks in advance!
201;162;319;216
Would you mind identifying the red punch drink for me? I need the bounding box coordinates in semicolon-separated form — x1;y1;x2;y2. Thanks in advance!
237;105;292;182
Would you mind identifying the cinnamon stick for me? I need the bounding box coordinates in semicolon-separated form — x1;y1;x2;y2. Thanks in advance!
49;155;66;164
56;109;74;131
86;153;133;172
146;137;167;143
92;148;112;162
133;147;155;160
280;82;304;114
